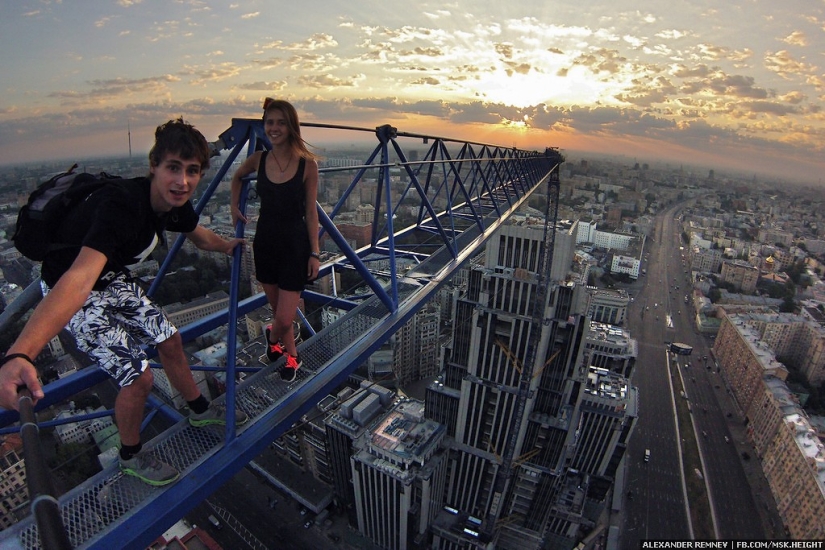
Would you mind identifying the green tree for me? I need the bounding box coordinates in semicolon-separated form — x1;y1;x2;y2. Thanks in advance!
49;441;101;489
780;296;796;313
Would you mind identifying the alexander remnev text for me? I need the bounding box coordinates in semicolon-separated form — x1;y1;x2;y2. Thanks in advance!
640;541;824;549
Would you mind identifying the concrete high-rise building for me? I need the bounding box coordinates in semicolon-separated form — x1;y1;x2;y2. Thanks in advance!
325;382;398;526
392;302;442;386
583;322;638;378
586;288;631;327
572;366;638;486
351;399;448;550
426;220;636;549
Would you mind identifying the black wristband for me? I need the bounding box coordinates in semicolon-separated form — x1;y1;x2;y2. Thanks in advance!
1;353;34;368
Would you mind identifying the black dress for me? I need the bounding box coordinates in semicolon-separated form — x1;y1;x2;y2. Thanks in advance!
252;153;310;291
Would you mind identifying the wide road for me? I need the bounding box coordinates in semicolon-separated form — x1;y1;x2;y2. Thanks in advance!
621;206;691;545
622;201;772;545
659;207;769;540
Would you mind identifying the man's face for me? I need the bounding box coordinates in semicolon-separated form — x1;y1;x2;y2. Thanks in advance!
149;153;203;212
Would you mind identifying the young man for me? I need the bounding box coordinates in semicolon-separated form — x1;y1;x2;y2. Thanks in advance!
0;118;248;486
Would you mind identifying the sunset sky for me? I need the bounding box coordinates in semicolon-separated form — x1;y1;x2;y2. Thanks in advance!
1;1;824;183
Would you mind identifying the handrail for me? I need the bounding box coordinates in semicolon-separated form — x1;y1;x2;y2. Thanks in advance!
17;388;72;550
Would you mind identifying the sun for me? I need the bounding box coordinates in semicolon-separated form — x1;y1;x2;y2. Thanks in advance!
468;65;635;110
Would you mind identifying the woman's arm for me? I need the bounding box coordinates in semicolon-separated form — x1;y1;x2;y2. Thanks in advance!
304;159;320;279
230;152;261;227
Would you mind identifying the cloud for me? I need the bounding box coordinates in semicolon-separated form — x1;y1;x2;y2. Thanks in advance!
764;50;814;79
46;75;181;103
185;64;245;86
504;62;533;76
671;63;713;78
236;81;287;92
496;43;514;60
781;31;806;47
570;48;629;76
779;91;805;104
297;74;359;88
727;100;798;118
615;75;677;107
676;71;770;101
694;43;752;63
398;46;444;58
411;77;441;86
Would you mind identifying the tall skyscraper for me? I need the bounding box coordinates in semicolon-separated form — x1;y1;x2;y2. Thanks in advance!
427;217;636;549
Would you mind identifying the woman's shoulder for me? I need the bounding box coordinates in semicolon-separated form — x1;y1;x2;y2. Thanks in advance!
302;156;319;172
237;150;264;171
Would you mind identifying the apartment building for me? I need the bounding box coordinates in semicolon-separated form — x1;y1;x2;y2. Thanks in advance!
732;312;825;387
53;406;115;445
720;259;759;293
0;435;26;530
761;413;825;539
712;314;789;413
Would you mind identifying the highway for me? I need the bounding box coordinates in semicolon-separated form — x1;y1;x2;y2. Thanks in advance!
621;202;772;545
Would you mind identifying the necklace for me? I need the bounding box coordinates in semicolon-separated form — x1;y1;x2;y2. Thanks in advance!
270;149;292;175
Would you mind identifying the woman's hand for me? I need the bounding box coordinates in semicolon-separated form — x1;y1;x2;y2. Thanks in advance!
231;206;248;228
308;256;320;281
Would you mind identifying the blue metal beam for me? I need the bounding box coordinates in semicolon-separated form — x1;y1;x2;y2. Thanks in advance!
0;118;560;550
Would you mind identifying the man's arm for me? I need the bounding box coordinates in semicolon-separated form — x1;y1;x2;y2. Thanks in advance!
0;247;107;410
185;225;244;255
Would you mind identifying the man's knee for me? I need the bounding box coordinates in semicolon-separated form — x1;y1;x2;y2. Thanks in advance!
123;368;154;396
157;331;183;357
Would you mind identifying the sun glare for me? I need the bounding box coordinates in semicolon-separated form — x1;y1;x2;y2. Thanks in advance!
468;65;629;110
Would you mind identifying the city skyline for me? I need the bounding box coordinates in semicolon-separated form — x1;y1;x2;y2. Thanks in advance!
1;1;824;185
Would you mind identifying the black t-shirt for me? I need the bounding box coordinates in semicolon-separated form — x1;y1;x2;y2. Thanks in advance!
41;177;199;289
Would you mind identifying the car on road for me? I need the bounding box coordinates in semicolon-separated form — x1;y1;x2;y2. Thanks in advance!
208;515;222;530
304;520;313;529
644;449;651;462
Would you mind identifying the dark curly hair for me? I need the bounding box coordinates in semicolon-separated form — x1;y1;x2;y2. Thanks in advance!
148;117;210;172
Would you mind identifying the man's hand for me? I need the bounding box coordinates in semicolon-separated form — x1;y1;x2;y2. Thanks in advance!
0;357;44;411
221;237;245;256
186;226;245;256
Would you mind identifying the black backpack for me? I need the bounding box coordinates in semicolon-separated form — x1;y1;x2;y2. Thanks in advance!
12;163;123;261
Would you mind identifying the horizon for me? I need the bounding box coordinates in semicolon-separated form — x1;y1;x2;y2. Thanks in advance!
1;2;824;185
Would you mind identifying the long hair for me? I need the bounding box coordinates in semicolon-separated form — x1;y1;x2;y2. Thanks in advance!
262;98;320;161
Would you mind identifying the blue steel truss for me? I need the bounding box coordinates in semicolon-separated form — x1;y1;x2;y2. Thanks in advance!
0;118;562;550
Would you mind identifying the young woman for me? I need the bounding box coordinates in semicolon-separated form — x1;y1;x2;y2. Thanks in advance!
230;99;320;381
